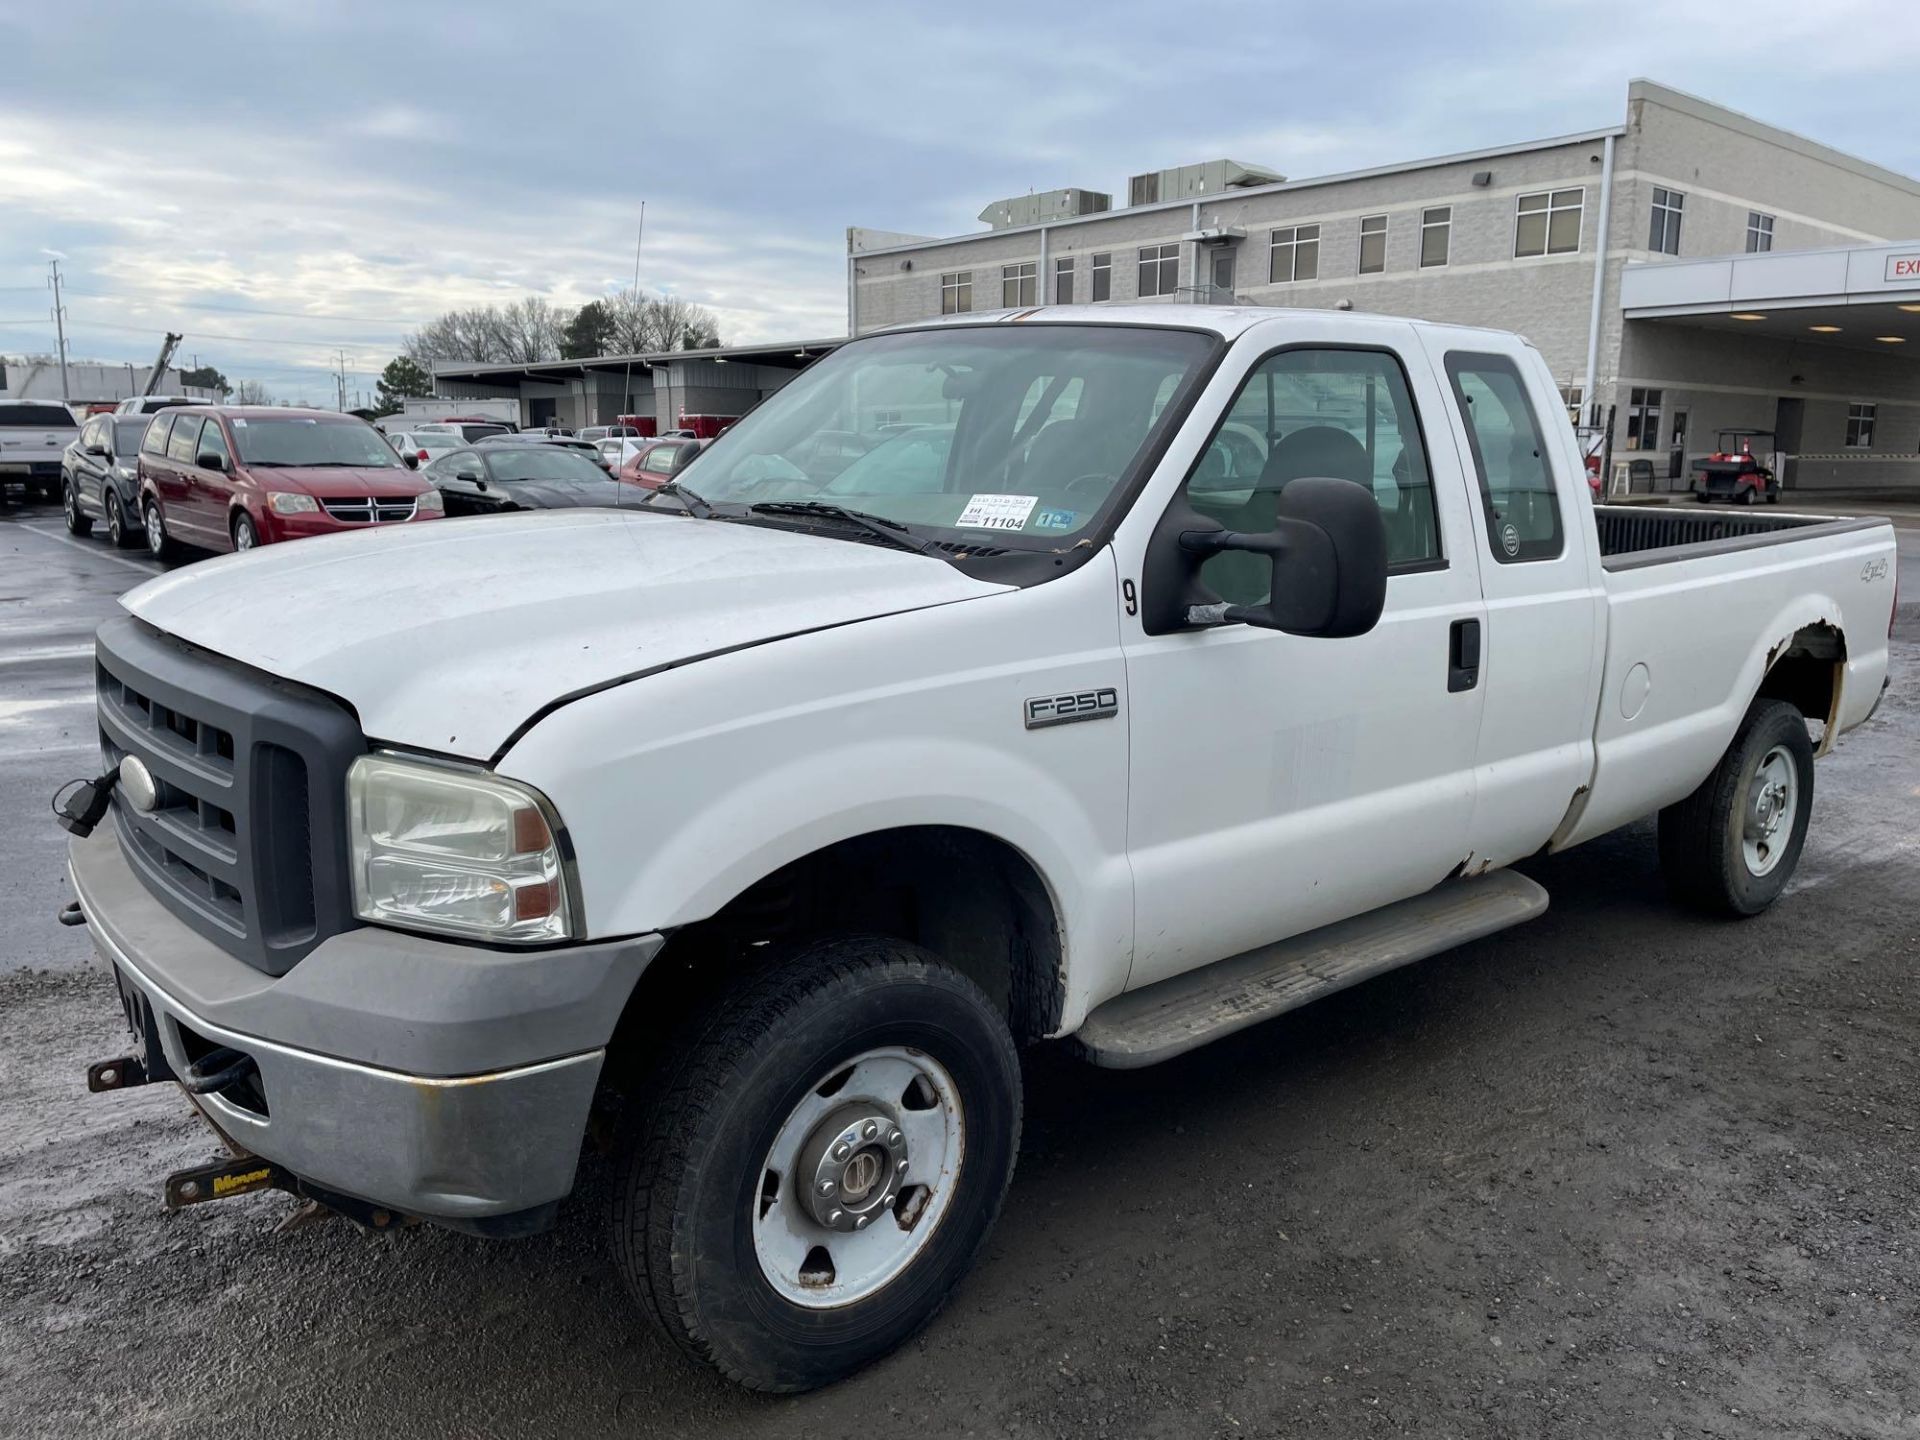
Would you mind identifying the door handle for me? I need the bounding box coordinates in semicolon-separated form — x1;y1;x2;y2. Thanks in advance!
1448;618;1481;693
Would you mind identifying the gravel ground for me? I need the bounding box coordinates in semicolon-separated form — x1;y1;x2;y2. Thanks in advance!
2;507;1916;1439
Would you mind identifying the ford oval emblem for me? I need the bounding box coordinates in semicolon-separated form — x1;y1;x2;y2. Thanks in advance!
118;755;159;813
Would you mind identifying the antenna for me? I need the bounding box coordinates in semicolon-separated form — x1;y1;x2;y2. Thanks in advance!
620;201;646;429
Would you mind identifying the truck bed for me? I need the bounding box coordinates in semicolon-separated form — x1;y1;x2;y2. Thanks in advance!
1558;504;1897;849
1593;504;1884;568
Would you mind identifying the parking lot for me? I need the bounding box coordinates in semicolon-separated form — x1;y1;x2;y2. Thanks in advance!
1;495;1916;1439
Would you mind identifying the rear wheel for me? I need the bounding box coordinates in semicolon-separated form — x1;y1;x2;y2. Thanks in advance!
1739;484;1758;506
1657;698;1814;916
62;478;93;536
611;936;1022;1392
143;500;173;560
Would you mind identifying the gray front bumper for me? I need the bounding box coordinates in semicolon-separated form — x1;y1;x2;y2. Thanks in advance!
70;827;664;1224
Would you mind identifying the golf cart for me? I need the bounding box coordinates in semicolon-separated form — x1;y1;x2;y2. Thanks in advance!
1690;429;1779;504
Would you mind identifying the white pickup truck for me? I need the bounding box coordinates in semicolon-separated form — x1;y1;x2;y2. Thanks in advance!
62;307;1895;1391
1;397;81;501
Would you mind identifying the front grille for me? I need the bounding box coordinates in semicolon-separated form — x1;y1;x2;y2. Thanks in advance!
95;616;365;975
319;496;417;524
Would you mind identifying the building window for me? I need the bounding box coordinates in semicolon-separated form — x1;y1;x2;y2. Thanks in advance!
1137;243;1179;298
1054;256;1074;305
1845;402;1876;449
940;271;972;314
1420;207;1451;267
1268;224;1320;283
1746;211;1775;253
1626;387;1662;451
1358;215;1387;275
1559;385;1584;428
1001;262;1036;308
1649;186;1684;255
1090;252;1112;302
1515;189;1584;257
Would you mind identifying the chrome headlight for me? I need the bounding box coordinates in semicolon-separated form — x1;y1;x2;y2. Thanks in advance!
347;754;576;944
267;491;319;514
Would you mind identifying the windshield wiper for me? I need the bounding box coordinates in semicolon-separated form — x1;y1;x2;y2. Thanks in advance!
745;501;940;555
648;479;713;517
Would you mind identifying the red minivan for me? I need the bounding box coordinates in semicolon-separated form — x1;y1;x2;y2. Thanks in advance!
135;406;443;559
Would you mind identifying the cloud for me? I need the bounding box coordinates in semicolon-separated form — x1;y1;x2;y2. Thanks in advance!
2;0;1917;402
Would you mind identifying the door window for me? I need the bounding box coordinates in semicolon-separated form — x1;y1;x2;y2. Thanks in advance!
141;415;174;457
1444;352;1563;564
198;419;232;468
1175;347;1444;606
165;416;204;463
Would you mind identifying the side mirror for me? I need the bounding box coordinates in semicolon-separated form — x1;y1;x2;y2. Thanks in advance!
1143;476;1388;638
197;452;226;473
86;443;109;457
402;452;419;470
455;471;484;489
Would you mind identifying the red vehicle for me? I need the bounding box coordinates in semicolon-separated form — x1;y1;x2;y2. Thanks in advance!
676;413;738;440
135;406;443;559
1690;428;1780;504
614;413;659;438
615;436;704;490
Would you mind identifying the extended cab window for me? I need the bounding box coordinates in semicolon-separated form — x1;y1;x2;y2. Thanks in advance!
166;416;204;463
141;415;173;458
1444;352;1563;563
1177;347;1442;606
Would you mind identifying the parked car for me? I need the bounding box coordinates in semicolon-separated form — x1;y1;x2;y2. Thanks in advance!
385;429;467;469
477;432;612;471
415;420;512;445
135;406;443;558
61;413;153;545
578;424;644;444
615;435;703;489
61;309;1897;1393
426;444;635;516
114;395;202;417
0;398;79;502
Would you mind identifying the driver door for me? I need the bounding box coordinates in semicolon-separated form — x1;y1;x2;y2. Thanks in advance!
1118;321;1489;991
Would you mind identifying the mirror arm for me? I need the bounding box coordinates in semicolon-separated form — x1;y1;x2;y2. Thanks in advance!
1177;525;1302;629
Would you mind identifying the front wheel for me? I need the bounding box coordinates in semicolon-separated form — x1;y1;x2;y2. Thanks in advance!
232;512;258;552
611;936;1022;1392
1657;698;1814;916
105;492;133;548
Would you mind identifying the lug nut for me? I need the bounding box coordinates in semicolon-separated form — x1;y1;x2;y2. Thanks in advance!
896;1158;909;1172
887;1129;902;1146
881;1191;895;1208
855;1215;870;1230
862;1120;878;1139
834;1142;851;1159
819;1179;836;1196
828;1209;844;1225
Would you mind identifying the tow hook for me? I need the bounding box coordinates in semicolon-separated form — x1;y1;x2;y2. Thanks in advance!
179;1047;260;1097
164;1156;293;1211
57;899;86;927
86;1055;150;1092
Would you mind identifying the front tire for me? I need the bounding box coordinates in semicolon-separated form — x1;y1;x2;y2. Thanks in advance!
105;492;133;548
611;936;1022;1392
1657;698;1814;916
232;512;258;552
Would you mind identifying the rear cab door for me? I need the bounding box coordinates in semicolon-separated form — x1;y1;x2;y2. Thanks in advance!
1415;332;1606;869
1114;313;1491;990
139;412;186;525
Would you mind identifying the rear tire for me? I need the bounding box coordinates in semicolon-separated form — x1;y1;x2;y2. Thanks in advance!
62;478;93;536
143;500;173;560
1657;698;1814;917
610;936;1022;1392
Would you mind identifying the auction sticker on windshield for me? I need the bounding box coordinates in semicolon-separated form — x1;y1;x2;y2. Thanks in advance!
957;493;1038;531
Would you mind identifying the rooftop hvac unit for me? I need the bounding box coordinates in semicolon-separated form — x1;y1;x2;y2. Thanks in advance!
976;188;1113;230
1126;159;1285;208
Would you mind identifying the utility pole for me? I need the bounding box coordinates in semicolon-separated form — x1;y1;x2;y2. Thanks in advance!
47;259;71;406
335;350;348;412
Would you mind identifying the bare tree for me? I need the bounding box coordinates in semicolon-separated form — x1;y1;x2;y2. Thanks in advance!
232;378;273;405
403;292;718;365
498;297;565;363
600;290;722;354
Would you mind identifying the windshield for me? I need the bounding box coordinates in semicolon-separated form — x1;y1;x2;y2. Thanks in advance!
231;416;401;467
484;448;609;483
683;325;1214;543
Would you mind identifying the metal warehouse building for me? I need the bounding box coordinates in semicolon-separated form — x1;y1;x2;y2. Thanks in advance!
848;80;1920;496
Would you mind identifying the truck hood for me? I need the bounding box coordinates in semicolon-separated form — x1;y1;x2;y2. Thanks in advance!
120;510;1011;759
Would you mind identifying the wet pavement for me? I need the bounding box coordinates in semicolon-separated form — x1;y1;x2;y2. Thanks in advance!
1;498;1917;1438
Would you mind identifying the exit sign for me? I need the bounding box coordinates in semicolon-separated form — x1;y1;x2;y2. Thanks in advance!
1886;253;1920;282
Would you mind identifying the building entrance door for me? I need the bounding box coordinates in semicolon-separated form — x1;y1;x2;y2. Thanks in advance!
1668;407;1688;480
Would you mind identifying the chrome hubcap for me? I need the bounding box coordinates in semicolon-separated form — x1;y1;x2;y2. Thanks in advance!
1742;745;1798;877
752;1046;963;1309
145;507;162;550
234;522;252;551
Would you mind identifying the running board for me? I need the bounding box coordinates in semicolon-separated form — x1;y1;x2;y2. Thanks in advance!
1077;871;1550;1069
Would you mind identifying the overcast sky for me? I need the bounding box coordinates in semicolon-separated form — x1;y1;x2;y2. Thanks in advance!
4;0;1918;404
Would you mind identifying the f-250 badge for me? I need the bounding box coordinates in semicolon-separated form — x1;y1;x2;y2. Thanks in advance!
1025;688;1119;729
